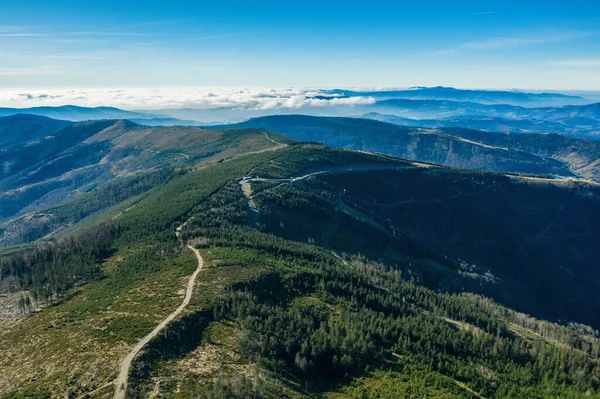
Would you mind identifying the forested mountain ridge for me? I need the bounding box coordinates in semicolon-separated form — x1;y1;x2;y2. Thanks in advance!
218;115;600;181
0;116;292;224
1;139;599;398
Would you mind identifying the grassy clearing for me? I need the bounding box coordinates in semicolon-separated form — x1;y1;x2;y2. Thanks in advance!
0;249;196;397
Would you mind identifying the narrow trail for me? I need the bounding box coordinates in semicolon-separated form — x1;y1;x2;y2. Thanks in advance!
239;180;260;227
112;245;204;399
262;131;287;148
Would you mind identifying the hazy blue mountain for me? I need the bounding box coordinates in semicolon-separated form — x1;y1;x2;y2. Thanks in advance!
373;98;600;120
363;112;600;139
367;99;600;138
0;105;151;121
329;86;590;106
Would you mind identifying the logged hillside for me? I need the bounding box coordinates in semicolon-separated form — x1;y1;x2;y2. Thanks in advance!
1;142;599;398
0;116;292;225
219;115;600;180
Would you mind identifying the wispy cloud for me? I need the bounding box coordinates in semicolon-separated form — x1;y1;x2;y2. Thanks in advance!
0;25;31;32
432;49;457;56
69;20;184;36
471;11;496;16
70;31;157;37
432;30;592;55
0;32;48;37
45;38;113;44
125;33;258;47
0;66;62;76
347;59;406;64
549;58;600;67
462;37;544;50
41;53;107;60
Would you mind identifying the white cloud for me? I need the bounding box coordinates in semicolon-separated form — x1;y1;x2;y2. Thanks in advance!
0;33;48;37
0;87;375;110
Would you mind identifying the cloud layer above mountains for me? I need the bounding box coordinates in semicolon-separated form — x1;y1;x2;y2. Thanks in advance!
0;87;375;110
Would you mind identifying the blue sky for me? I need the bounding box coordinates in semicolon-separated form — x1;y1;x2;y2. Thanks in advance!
1;0;600;89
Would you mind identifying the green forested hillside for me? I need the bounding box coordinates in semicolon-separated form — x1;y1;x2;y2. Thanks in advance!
252;156;600;327
0;140;599;399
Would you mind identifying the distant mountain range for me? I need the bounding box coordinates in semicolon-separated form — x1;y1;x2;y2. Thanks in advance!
0;105;148;121
366;100;600;139
372;98;600;120
328;86;590;106
2;87;599;138
363;112;600;139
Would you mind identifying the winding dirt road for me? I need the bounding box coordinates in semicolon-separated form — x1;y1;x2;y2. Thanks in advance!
113;245;204;399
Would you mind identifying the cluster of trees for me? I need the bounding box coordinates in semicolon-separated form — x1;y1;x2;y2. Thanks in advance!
211;239;600;398
0;223;118;301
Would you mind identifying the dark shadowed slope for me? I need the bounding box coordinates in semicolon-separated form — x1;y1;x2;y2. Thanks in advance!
0;114;71;148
